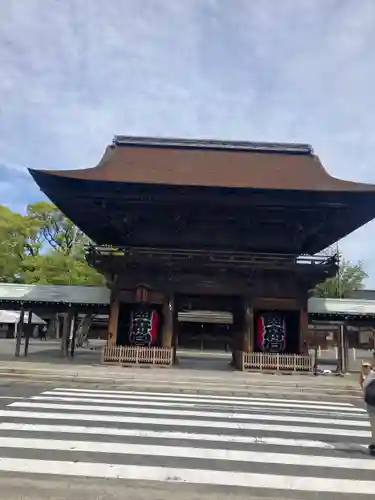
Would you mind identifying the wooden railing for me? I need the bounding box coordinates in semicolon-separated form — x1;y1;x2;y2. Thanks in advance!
235;351;313;372
103;345;173;366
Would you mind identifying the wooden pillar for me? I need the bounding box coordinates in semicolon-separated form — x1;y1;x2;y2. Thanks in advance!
231;300;242;365
340;322;349;374
61;309;73;358
299;305;309;354
243;301;253;352
344;324;350;372
108;299;119;345
23;311;33;357
162;294;174;348
15;305;25;357
70;314;77;358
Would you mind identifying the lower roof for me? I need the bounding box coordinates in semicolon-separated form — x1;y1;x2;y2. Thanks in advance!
0;284;110;306
0;310;45;324
26;169;375;254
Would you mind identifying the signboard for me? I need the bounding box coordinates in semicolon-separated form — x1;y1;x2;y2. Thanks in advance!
257;312;286;353
129;307;159;346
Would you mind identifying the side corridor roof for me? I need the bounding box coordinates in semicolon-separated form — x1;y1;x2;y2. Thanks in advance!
0;284;374;316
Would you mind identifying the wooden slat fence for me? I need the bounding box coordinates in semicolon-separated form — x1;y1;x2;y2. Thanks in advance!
103;345;173;365
235;351;313;372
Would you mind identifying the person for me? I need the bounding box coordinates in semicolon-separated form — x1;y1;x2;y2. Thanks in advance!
361;362;375;455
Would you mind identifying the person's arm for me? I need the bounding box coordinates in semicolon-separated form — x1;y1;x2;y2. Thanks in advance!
360;372;365;389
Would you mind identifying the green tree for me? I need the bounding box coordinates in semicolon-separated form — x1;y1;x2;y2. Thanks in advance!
23;202;105;285
27;201;86;255
22;251;105;285
314;258;368;298
0;205;40;282
0;202;104;286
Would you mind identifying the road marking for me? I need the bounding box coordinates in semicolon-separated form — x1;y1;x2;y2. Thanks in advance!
0;410;370;437
0;422;366;450
0;458;373;493
32;395;367;416
52;387;356;406
40;392;366;413
0;436;373;470
0;397;26;400
9;402;370;427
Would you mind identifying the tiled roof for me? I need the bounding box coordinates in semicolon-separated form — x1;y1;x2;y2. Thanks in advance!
0;284;110;305
0;310;45;324
0;284;373;316
308;297;375;316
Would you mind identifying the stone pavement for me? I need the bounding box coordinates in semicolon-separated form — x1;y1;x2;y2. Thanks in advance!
0;339;363;397
0;358;362;398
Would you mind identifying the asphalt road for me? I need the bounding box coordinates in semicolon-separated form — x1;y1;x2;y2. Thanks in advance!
0;380;372;499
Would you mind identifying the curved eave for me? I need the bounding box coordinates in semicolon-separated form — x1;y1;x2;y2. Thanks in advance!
28;168;375;254
28;141;375;191
28;165;375;198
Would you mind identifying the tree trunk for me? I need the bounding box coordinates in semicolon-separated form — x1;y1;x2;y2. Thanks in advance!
47;313;60;339
75;314;95;348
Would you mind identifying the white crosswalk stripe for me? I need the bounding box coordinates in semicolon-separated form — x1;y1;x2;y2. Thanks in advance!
0;387;373;497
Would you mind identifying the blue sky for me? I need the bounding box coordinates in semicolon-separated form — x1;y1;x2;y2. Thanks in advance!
1;0;375;283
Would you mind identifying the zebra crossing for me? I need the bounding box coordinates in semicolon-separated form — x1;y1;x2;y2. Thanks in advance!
0;386;374;496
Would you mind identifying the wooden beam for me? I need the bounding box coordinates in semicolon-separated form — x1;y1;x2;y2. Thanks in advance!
253;297;300;310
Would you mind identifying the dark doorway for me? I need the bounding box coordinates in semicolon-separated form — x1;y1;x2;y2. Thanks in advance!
178;321;232;351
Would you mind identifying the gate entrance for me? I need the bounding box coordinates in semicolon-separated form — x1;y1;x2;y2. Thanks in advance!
178;310;233;352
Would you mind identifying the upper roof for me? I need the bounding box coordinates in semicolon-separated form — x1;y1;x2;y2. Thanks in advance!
28;136;375;192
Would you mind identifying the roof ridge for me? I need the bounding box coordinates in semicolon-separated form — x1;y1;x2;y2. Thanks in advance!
113;135;313;154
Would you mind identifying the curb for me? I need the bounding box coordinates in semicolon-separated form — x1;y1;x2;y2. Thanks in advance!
0;368;360;387
0;371;362;399
0;374;360;392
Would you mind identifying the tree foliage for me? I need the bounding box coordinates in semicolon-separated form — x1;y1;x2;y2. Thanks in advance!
0;202;104;286
313;258;368;298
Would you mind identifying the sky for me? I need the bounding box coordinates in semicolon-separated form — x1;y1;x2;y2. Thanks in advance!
1;0;375;283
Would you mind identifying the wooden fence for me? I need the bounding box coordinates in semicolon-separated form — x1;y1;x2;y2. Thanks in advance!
235;351;313;372
103;345;174;366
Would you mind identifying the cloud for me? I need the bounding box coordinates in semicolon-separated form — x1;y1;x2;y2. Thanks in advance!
0;0;375;282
